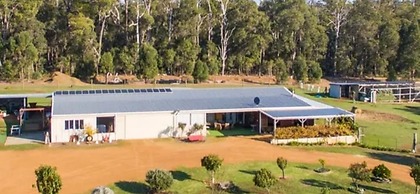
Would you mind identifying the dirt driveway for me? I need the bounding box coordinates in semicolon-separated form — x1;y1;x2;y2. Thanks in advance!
0;137;414;194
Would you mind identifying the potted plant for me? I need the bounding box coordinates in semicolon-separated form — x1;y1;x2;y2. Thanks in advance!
84;125;96;142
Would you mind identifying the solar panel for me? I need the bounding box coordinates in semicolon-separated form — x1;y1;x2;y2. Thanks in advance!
53;88;174;96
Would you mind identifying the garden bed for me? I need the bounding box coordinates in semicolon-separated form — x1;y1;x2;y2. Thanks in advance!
271;135;357;145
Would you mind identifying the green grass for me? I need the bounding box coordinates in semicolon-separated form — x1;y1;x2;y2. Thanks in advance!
108;161;414;194
293;88;420;150
207;128;258;137
0;119;6;145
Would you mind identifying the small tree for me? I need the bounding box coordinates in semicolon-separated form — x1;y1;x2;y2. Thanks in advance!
372;164;391;179
277;157;288;179
410;163;420;194
319;159;326;169
145;169;173;193
201;154;223;184
34;165;62;194
253;168;277;193
348;161;371;191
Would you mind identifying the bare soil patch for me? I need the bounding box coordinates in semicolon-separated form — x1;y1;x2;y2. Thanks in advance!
356;110;414;123
0;137;413;194
44;72;87;86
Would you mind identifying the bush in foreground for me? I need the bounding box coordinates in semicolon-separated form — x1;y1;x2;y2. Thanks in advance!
201;154;223;184
372;164;391;180
145;169;173;193
253;168;277;193
410;163;420;194
348;161;371;191
276;157;288;179
34;165;62;194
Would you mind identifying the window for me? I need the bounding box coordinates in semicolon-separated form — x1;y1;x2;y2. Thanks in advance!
69;120;74;129
65;121;69;130
64;119;84;130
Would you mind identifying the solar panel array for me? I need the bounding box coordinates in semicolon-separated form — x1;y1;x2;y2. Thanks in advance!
54;88;173;96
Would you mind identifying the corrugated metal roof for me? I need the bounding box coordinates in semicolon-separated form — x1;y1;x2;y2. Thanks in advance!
52;87;312;115
263;108;354;120
330;81;414;87
0;93;52;98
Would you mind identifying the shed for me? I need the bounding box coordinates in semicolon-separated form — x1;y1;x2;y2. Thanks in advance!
50;87;354;143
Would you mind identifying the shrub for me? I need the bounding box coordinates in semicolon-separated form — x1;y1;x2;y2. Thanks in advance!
410;163;420;194
321;186;331;194
34;165;62;194
253;168;277;192
145;169;173;193
319;159;325;169
372;164;391;179
348;161;371;190
201;154;223;184
277;157;288;179
275;125;354;139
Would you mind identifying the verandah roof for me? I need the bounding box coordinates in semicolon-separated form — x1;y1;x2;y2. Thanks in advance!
262;108;354;120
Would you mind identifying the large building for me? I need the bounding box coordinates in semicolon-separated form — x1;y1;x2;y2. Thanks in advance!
50;87;354;143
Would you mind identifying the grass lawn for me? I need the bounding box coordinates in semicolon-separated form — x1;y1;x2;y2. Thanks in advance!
109;161;414;194
293;88;420;150
208;128;258;137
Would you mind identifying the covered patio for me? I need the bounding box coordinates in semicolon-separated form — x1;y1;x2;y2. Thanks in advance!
260;108;355;134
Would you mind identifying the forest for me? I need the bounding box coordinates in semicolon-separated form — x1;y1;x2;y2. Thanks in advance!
0;0;419;83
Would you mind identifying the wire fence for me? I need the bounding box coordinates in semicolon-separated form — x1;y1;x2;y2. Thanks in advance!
360;135;414;152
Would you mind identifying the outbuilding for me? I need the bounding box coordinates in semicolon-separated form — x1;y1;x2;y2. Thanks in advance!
50;87;354;143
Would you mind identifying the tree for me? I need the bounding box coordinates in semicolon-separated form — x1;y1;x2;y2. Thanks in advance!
145;169;173;193
253;168;277;193
193;60;209;83
201;154;223;184
100;52;114;74
348;161;371;191
34;165;62;194
322;0;350;76
276;157;288;179
218;0;234;76
410;163;420;194
372;164;391;180
138;43;159;81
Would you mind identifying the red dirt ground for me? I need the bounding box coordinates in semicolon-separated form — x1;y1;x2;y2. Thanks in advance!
0;137;414;194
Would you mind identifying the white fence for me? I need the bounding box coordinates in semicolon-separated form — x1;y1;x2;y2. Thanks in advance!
270;135;357;145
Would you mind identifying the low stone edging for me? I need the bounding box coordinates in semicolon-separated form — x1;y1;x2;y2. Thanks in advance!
270;135;357;145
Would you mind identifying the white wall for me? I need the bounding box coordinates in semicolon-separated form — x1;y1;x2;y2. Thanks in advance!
50;116;96;143
330;85;341;98
125;112;173;139
176;112;206;129
51;111;207;143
